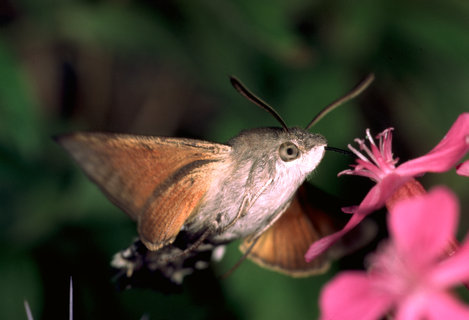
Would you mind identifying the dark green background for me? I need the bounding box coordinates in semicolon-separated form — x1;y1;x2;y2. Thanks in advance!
1;0;468;319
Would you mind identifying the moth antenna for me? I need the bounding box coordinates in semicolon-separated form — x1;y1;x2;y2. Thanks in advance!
305;73;375;130
325;146;354;157
230;76;289;132
220;236;260;280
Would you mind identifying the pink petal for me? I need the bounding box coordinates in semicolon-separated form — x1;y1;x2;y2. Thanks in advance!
395;294;428;320
424;292;469;320
456;160;469;176
355;172;412;214
397;292;469;320
397;113;469;177
431;235;469;288
319;272;392;320
305;173;408;262
389;187;459;266
305;210;367;262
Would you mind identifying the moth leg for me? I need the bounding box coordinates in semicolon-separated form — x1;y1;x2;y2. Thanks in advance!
165;221;218;261
220;235;261;279
181;223;217;255
219;196;249;234
219;178;274;234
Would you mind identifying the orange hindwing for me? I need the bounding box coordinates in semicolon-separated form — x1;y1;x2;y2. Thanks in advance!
240;185;337;276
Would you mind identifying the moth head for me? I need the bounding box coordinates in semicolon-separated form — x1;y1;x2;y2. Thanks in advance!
229;127;326;179
276;127;326;175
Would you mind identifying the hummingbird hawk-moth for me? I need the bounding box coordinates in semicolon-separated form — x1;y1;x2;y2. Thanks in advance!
56;75;374;287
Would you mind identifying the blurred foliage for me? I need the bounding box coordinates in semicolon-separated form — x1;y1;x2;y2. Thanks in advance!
0;0;468;319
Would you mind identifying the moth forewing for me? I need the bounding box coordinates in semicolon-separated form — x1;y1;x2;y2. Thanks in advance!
57;132;232;250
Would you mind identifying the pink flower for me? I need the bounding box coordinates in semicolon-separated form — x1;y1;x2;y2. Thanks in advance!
319;187;469;320
305;113;469;262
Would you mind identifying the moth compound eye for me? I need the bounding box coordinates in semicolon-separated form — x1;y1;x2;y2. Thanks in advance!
279;142;300;162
